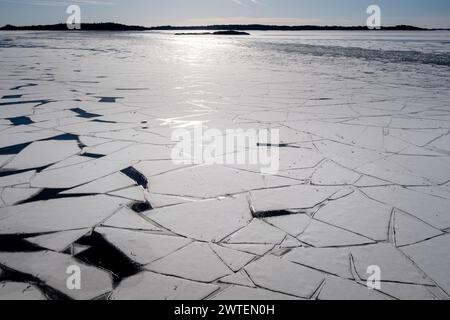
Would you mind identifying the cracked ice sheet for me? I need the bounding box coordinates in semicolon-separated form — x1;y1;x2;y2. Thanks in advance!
311;160;361;185
146;242;232;283
286;243;437;292
31;144;171;189
225;219;287;245
149;165;296;199
25;228;91;252
210;244;256;272
285;247;354;279
2;32;450;301
31;158;132;189
0;170;36;188
2;140;81;171
0;195;129;235
1;187;41;206
298;219;376;248
211;286;301;300
97;227;191;265
351;243;433;286
401;234;450;295
314;191;392;241
244;255;325;299
220;270;255;287
60;172;136;195
144;196;252;242
362;186;450;229
318;276;389;300
387;155;450;185
393;210;443;247
250;185;340;213
0;129;59;150
101;206;161;231
110;272;219;300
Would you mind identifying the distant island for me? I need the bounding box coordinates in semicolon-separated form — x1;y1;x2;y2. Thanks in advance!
0;23;147;31
175;30;250;36
1;22;448;32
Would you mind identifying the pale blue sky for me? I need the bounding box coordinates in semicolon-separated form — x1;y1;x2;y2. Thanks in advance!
0;0;449;28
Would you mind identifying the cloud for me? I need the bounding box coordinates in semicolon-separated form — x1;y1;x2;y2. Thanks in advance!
230;0;246;6
249;0;265;5
230;0;264;7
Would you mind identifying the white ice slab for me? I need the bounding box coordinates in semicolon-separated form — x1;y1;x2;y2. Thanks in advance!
0;129;59;149
250;185;339;213
219;271;255;288
314;191;392;241
0;102;38;119
311;160;361;185
0;282;46;300
98;227;191;265
0;155;14;167
394;210;443;247
265;214;311;237
95;129;173;145
145;196;252;242
149;165;295;199
221;243;275;256
145;193;192;208
31;158;131;189
318;277;388;300
0;251;113;300
0;170;35;188
285;247;353;279
401;235;450;295
244;255;325;298
109;186;146;202
351;243;433;285
3;140;80;171
363;186;450;229
44;155;92;171
82;141;134;156
146;242;232;282
61;172;135;195
102;207;160;231
225;219;287;245
211;285;299;300
110;272;219;300
26;228;91;252
379;282;439;300
1;187;41;206
0;195;128;235
78;136;111;147
210;244;255;272
299;220;375;248
134;160;191;177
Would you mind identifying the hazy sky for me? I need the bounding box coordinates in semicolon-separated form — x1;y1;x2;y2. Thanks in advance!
0;0;449;28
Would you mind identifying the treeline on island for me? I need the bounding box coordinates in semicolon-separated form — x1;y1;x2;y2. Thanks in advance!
1;23;446;32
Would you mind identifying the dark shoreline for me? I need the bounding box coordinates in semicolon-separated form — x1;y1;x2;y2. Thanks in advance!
1;22;449;32
175;30;250;36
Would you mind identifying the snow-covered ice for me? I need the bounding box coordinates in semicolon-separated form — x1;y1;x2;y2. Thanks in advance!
0;30;449;300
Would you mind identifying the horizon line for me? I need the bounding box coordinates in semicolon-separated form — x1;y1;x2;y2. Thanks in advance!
1;22;450;31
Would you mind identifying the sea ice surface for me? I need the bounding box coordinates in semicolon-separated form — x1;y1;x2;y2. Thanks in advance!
0;30;449;300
